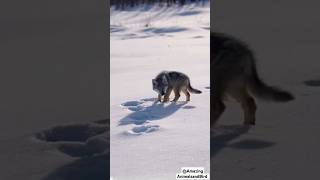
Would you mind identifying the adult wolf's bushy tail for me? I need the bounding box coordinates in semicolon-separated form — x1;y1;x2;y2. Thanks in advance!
248;62;294;102
188;83;202;94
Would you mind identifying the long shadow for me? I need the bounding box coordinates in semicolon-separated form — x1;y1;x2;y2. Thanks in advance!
142;27;188;34
211;125;275;158
119;101;187;126
118;33;174;40
43;153;109;180
110;25;126;33
115;27;188;40
177;10;202;16
304;79;320;87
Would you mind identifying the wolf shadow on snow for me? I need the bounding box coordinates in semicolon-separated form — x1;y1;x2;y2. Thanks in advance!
211;125;276;158
119;99;189;126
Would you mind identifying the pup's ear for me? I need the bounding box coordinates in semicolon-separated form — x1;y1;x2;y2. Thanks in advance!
162;76;168;84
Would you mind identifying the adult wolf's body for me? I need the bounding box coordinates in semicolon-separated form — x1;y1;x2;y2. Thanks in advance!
152;71;202;102
211;32;294;126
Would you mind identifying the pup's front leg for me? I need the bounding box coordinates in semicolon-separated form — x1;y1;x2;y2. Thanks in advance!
163;87;172;103
157;94;162;102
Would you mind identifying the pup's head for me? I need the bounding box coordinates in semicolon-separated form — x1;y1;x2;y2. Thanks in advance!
152;76;168;96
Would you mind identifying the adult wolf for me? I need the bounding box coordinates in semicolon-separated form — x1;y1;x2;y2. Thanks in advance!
152;71;202;102
211;32;294;127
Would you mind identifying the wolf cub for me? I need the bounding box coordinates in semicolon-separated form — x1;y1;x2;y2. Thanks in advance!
211;32;294;126
152;71;202;102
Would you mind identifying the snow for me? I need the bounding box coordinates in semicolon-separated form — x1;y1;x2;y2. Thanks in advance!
110;3;210;180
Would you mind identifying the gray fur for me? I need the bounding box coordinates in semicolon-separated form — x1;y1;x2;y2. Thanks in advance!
211;32;294;126
152;71;202;102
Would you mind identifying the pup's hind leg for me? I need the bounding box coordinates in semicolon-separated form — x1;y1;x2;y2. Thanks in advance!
231;88;257;125
182;88;190;101
212;96;225;128
211;75;226;127
241;92;257;125
172;87;181;102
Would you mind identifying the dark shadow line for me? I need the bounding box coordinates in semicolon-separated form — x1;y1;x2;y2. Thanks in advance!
211;125;276;158
119;100;187;126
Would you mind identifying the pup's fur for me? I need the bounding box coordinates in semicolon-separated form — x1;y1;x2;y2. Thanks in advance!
211;32;294;127
152;71;202;102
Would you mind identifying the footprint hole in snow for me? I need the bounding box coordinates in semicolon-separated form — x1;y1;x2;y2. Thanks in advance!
121;101;143;107
125;125;160;135
35;124;106;142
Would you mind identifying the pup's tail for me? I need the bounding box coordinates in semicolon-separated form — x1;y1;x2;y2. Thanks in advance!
248;61;294;102
188;83;202;94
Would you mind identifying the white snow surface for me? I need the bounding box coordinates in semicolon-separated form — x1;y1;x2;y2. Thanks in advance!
110;4;210;180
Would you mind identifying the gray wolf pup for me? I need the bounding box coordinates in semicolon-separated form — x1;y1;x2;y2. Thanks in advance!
152;71;202;102
211;32;294;127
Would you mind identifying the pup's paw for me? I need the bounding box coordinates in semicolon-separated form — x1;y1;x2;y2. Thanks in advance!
163;99;170;103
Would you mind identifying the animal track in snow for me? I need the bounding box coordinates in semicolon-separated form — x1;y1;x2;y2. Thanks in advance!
125;125;160;135
35;123;106;142
121;101;145;112
119;98;189;135
121;101;143;107
35;121;108;157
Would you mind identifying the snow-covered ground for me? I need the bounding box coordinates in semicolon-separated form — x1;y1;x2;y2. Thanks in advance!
213;1;320;179
110;3;210;180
